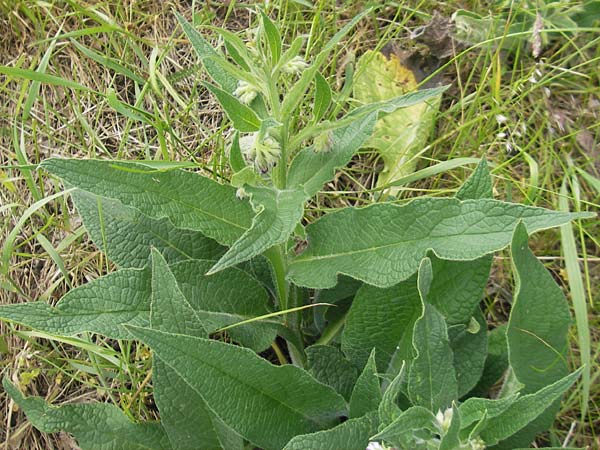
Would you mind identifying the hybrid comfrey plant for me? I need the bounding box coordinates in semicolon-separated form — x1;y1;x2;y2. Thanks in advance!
1;10;593;450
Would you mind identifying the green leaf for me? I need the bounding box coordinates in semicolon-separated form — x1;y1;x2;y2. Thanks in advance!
229;131;247;172
208;186;307;273
149;251;242;450
495;222;572;448
372;406;437;445
313;72;331;122
408;259;458;412
470;325;509;397
73;190;225;268
341;275;421;372
260;10;282;64
0;267;151;339
288;197;591;289
0;260;276;351
287;87;448;197
283;412;379;450
479;369;582;446
126;327;347;450
41;159;253;246
378;363;406;425
449;310;488;397
175;12;237;92
202;82;262;132
458;394;520;430
306;344;359;401
349;350;381;418
3;378;170;450
456;158;494;200
0;65;93;92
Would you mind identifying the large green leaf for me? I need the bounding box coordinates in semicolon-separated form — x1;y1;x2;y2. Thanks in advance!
372;406;437;446
287;87;447;198
306;344;359;401
407;259;458;412
3;378;170;450
494;222;572;449
41;159;253;246
126;327;347;450
73;190;224;268
202;81;262;132
479;369;582;446
209;186;307;273
349;350;381;418
149;251;242;450
288;197;591;289
282;411;379;450
0;260;276;351
341;275;421;372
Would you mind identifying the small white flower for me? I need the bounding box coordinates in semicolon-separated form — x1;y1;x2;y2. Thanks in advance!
233;80;258;105
244;134;281;171
366;442;384;450
435;407;453;433
495;114;508;125
496;132;507;139
282;55;309;74
468;437;486;450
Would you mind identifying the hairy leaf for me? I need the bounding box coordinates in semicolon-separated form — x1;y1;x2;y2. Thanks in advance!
209;186;307;273
349;350;381;418
372;406;437;445
127;327;347;450
202;82;262;132
408;259;458;412
306;345;359;401
3;378;170;450
42;159;253;246
73;191;224;268
282;411;379;450
289;197;591;289
149;251;242;450
342;275;421;372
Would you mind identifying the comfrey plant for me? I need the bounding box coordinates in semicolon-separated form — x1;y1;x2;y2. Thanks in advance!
1;10;594;450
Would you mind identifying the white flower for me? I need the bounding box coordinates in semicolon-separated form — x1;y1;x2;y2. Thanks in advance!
233;80;258;105
244;134;281;171
366;442;384;450
282;55;309;74
468;437;486;450
435;407;453;433
495;114;508;125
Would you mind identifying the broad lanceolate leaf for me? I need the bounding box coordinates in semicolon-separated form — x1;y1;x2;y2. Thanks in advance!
283;411;379;450
479;368;582;446
260;10;282;64
306;345;359;401
287;87;448;198
0;260;276;351
341;275;421;372
288;197;591;289
149;251;242;450
73;190;224;268
349;350;381;418
3;378;170;450
41;159;253;246
0;268;150;339
313;72;332;122
175;12;238;92
495;222;572;449
372;406;437;446
378;363;406;425
209;186;307;273
202;82;262;132
126;327;347;450
449;310;488;397
458;394;520;430
408;259;458;412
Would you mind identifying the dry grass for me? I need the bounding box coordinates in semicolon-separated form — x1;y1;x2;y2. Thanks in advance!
1;1;599;449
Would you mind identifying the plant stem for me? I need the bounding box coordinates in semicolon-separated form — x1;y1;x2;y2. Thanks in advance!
315;311;347;346
265;246;288;312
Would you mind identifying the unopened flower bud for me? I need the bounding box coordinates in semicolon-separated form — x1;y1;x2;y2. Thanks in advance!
282;55;309;74
234;80;258;105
